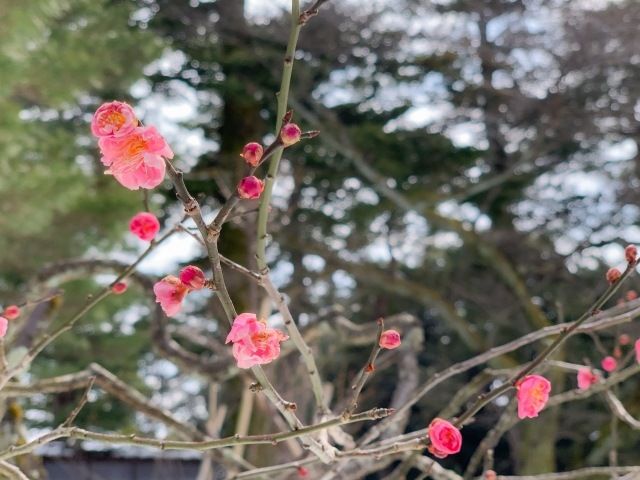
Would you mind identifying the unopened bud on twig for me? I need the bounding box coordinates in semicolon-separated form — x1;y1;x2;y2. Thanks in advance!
606;268;622;284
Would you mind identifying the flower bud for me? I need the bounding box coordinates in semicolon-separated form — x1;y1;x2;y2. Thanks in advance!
280;123;302;146
297;467;309;478
3;305;20;320
485;470;497;480
129;212;160;242
626;290;638;301
619;333;631;345
379;329;401;349
0;317;7;338
111;282;128;295
625;244;637;264
237;176;265;200
606;267;622;284
601;356;617;372
179;265;207;290
240;142;264;167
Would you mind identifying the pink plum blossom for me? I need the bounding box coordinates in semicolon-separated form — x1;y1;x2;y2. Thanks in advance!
99;126;173;190
577;368;599;390
427;418;462;458
153;276;189;317
379;329;401;349
516;375;551;419
91;101;138;138
237;176;264;200
179;265;206;290
225;313;288;369
240;142;264;166
129;212;160;241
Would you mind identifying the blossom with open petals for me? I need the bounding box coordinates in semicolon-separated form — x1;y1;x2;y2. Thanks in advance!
99;126;173;190
225;313;288;369
153;276;189;317
516;375;551;419
577;368;599;390
427;418;462;458
91;101;138;138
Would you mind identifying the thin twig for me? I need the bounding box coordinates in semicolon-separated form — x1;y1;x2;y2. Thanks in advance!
0;408;393;461
343;318;384;418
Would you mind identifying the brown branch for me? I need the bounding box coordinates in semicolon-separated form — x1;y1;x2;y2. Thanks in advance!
343;319;384;418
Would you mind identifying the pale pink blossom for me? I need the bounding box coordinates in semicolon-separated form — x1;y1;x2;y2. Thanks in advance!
179;265;206;290
99;126;173;190
237;176;264;200
427;418;462;458
577;368;599;390
601;356;617;372
153;276;189;317
379;329;401;349
91;101;138;138
3;305;20;320
129;212;160;241
111;282;128;295
240;142;264;166
516;375;551;419
225;313;288;369
280;123;302;146
0;317;8;338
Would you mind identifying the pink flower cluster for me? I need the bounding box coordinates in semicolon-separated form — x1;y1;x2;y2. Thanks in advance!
225;313;289;369
153;266;207;317
91;101;173;190
516;374;551;419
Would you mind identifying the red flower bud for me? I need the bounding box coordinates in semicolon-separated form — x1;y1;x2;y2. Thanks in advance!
3;305;20;320
237;176;265;200
601;356;617;372
625;245;637;264
240;142;264;167
606;268;622;284
179;265;207;290
379;329;401;349
280;123;301;146
111;282;128;295
619;333;631;345
626;290;638;301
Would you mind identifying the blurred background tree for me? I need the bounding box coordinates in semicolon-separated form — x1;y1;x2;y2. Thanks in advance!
2;0;640;478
